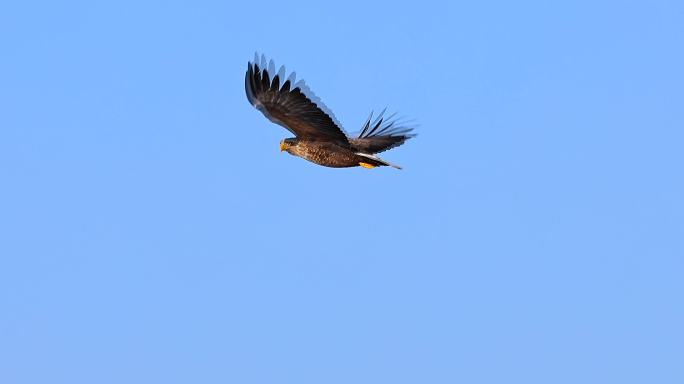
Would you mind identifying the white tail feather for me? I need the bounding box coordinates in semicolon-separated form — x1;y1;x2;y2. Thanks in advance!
356;153;402;170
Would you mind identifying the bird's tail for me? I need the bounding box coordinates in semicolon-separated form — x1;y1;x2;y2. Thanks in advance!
356;152;402;170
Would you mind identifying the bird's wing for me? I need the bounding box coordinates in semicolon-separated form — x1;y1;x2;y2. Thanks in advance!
349;109;416;154
245;54;349;144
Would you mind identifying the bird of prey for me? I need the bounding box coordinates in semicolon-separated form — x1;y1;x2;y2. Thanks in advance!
245;54;415;169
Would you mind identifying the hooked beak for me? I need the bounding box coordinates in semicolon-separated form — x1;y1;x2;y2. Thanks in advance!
279;141;285;152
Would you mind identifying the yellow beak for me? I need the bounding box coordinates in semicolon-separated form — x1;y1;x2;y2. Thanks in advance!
280;141;285;152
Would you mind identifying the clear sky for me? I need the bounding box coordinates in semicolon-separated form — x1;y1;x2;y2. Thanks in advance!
1;1;683;383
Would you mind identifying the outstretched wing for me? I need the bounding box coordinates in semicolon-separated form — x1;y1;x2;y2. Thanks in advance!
349;109;416;154
245;54;349;144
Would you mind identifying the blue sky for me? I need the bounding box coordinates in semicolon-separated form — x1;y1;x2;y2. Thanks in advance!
1;1;683;383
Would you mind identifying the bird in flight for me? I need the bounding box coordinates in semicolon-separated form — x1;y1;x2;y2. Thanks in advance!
245;54;415;169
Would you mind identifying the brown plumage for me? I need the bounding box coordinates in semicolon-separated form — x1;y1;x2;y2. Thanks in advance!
245;54;415;169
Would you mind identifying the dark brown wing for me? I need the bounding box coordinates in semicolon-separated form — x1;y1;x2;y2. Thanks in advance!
349;110;416;154
245;57;349;144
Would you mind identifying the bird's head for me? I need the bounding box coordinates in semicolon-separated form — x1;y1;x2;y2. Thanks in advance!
279;138;297;153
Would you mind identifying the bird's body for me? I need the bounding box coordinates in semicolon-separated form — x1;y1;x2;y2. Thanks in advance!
280;139;388;168
282;140;359;168
245;54;415;169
